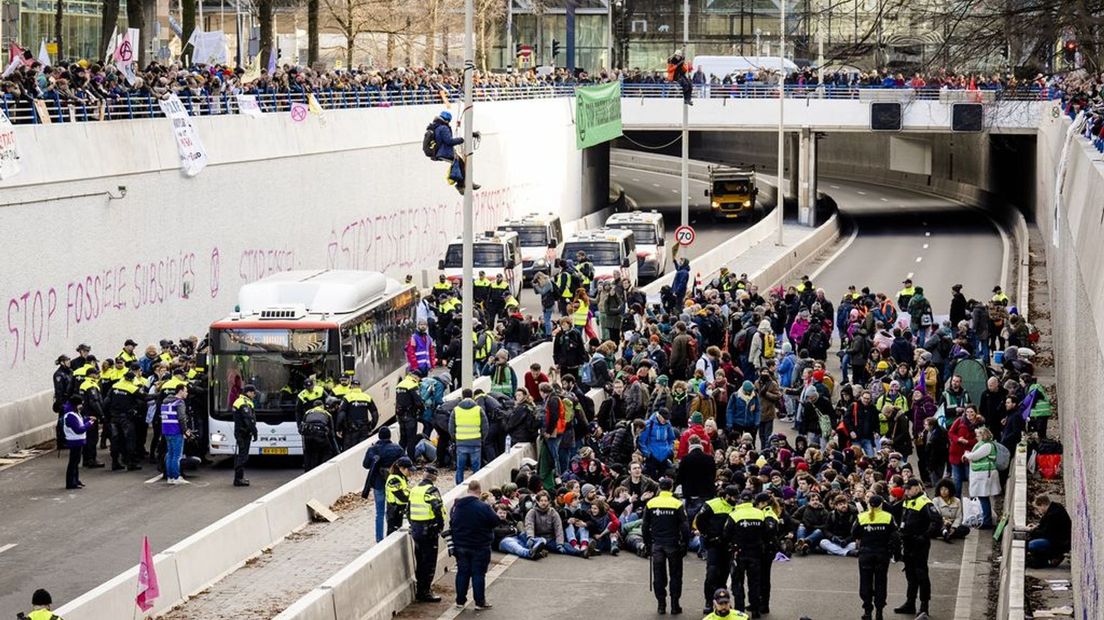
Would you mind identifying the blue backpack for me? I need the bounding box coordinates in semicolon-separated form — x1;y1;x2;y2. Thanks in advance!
419;375;447;423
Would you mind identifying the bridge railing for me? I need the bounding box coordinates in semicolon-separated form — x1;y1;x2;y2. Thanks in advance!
0;82;1052;125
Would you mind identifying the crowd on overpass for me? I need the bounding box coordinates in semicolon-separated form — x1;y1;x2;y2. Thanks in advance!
399;260;1071;620
1054;69;1104;152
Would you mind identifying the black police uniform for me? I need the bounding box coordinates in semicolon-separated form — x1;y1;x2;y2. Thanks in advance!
722;501;774;617
301;405;339;471
106;376;147;470
696;495;735;612
642;490;691;613
232;393;257;485
758;505;781;614
394;376;424;459
897;492;942;615
336;388;379;450
409;473;446;601
77;376;105;467
852;506;901;619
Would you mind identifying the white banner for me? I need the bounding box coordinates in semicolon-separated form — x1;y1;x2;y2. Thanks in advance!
236;94;264;118
192;30;228;66
0;109;20;180
159;94;208;177
114;28;140;85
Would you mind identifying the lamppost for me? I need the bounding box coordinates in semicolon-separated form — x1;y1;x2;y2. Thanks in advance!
460;0;475;388
775;0;785;246
680;0;689;229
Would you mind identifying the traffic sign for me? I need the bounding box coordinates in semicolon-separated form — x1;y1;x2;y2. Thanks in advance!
674;225;695;246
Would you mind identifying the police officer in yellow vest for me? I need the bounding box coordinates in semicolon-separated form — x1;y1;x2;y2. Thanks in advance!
896;278;917;310
409;465;446;603
642;477;691;615
894;479;942;617
232;385;258;487
554;260;579;317
852;494;901;620
432;273;454;297
77;366;106;468
331;371;354;398
385;456;414;535
449;389;487;485
296;377;325;427
695;485;740;615
571;293;589;333
754;492;782;615
722;491;774;618
336;379;379;450
23;588;61;620
473;271;492;308
472;324;495;376
991;285;1009;304
573;251;594;287
301;400;339;471
703;588;749;620
117;338;139;364
106;370;147;471
487;273;510;323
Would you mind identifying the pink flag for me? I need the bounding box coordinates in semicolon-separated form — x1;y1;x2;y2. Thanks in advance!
135;536;160;612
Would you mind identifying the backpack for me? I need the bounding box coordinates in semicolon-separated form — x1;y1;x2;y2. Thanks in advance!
419;377;446;423
552;399;568;434
562;398;576;426
733;327;753;356
580;353;602;387
763;332;775;358
303;419;330;439
993;441;1011;471
422;123;439;159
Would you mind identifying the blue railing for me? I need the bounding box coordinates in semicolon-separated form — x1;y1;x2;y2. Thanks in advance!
0;82;1051;126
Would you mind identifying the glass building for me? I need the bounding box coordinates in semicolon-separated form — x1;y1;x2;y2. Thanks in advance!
493;0;957;73
1;0;123;61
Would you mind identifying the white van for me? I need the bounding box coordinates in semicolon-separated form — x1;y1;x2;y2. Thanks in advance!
604;211;667;279
495;213;564;281
439;231;524;298
562;228;639;287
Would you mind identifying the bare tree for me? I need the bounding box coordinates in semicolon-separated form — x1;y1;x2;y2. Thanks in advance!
98;0;119;60
321;0;410;68
182;0;197;63
259;0;274;68
127;0;147;66
476;0;506;71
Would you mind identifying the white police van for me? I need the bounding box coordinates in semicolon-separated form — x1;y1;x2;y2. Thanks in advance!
495;213;564;281
439;231;524;299
604;211;667;279
562;228;639;287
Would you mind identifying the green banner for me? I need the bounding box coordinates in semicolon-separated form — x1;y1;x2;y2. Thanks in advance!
575;82;623;150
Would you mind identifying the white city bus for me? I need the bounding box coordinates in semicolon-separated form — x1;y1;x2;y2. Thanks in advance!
206;270;417;456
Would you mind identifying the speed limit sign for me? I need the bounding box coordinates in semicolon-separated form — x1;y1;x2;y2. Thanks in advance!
674;225;696;246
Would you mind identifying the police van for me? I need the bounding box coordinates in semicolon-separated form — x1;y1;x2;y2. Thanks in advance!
439;231;524;299
562;228;639;287
494;213;564;281
603;211;667;279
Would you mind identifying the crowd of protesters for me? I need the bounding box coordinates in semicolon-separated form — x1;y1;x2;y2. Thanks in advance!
1053;69;1104;152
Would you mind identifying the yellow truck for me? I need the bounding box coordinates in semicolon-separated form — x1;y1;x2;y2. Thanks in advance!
704;166;759;221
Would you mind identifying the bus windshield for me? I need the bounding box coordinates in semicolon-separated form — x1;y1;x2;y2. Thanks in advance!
562;241;622;266
209;328;338;422
497;225;547;247
444;244;506;268
714;180;751;195
609;224;658;245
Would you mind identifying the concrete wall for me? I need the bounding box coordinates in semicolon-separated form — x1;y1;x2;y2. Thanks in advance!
1033;112;1104;620
0;98;590;455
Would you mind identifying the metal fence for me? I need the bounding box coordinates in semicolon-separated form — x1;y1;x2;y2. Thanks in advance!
0;82;1052;126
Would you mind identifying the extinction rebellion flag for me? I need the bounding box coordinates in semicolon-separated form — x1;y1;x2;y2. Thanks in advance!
575;82;623;150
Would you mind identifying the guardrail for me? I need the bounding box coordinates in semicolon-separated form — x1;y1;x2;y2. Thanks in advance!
996;447;1029;620
1;82;1053;126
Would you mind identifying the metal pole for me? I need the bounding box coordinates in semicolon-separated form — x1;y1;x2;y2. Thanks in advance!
680;0;689;229
461;0;475;389
506;0;513;69
817;0;824;87
607;0;613;70
775;0;785;246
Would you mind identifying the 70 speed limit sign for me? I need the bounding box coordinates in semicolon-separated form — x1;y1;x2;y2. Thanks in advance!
674;225;696;246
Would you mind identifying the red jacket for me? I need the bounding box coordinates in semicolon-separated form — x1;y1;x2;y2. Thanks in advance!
525;371;548;401
947;416;977;465
677;423;714;460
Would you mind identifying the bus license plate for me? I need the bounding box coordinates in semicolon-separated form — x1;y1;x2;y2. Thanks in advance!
261;447;288;455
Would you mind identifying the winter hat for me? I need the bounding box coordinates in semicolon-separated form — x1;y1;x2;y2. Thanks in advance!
656;375;670;386
781;342;792;354
812;369;826;382
581;483;597;498
742;380;755;392
890;487;905;500
690;412;703;425
796;461;810;472
562;492;577;505
781;486;797;500
759;319;771;331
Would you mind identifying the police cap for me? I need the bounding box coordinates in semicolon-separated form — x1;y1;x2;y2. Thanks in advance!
422;465;439;477
242;384;258;393
396;456;414;469
713;588;731;603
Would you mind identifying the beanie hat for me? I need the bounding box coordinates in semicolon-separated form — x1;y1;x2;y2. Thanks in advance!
563;492;577;505
32;589;52;606
581;483;597;497
812;369;826;382
890;487;906;500
796;461;810;472
781;486;797;500
690;412;703;425
378;426;391;440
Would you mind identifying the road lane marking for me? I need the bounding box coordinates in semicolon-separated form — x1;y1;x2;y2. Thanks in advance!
0;543;17;555
923;243;929;249
907;272;914;280
925;232;931;237
881;197;888;202
915;256;923;263
144;474;165;484
810;223;860;281
652;183;661;187
857;191;867;195
830;184;840;189
632;178;640;183
671;189;679;193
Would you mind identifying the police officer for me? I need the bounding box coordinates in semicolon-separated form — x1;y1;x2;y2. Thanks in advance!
301;399;339;471
487;273;509;323
76;365;105;469
723;491;772;619
895;479;941;617
703;588;750;620
696;485;739;615
642;476;690;615
53;355;74;410
852;494;900;620
232;385;258;487
336;379;379;450
554;260;578;317
754;492;780;615
106;370;146;471
296;377;325;426
331;372;353;398
23;588;60;620
118;338;139;364
409;465;446;603
473;270;491;308
432;273;454;298
395;373;425;458
450;388;487;485
385;456;414;534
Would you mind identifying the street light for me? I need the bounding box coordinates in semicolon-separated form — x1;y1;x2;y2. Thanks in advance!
680;0;689;230
460;0;475;388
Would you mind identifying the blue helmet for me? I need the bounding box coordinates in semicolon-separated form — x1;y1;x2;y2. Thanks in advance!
440;110;452;121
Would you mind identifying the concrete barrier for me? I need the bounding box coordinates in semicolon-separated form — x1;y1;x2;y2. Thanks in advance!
0;390;54;456
996;448;1028;620
750;213;841;290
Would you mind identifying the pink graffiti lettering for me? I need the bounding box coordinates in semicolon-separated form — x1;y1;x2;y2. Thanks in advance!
239;248;295;283
7;288;57;368
210;247;221;298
